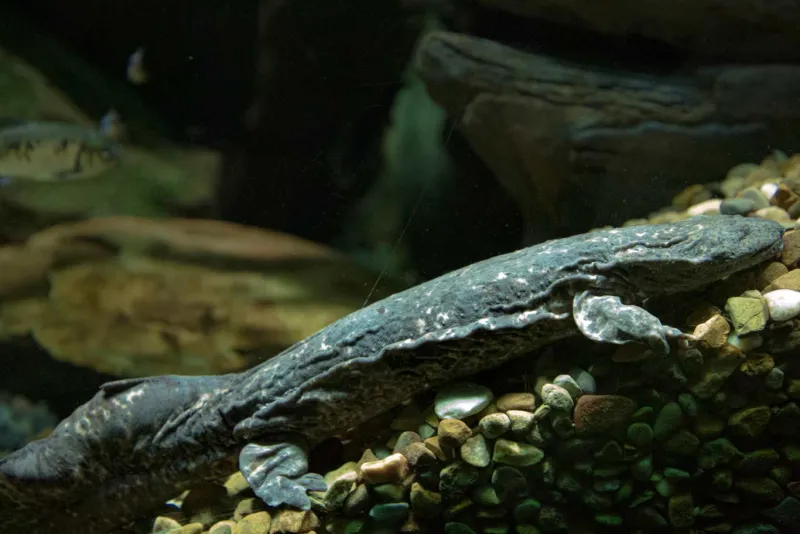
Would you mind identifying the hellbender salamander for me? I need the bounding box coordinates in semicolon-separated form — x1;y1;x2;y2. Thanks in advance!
0;215;784;533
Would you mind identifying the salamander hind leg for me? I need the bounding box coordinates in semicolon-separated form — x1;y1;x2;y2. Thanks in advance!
238;439;327;510
573;291;688;356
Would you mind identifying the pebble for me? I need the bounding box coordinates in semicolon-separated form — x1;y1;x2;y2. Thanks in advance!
368;502;409;525
478;412;511;439
239;511;275;533
409;482;442;519
507;410;535;434
360;453;409;484
495;392;535;412
437;419;472;449
720;197;758;215
573;395;636;436
540;383;574;411
725;295;768;335
569;367;596;394
492;439;545;467
553;374;582;398
653;402;684;441
626;422;654;448
728;406;771;438
692;314;730;348
764;289;800;321
460;434;491;468
434;383;493;419
765;367;785;390
762;496;800;529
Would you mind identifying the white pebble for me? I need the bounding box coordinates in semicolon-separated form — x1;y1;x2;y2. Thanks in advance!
687;199;721;216
434;382;493;419
764;289;800;322
760;182;779;200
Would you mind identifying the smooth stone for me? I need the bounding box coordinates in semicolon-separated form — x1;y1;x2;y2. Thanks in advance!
762;496;800;529
569;367;596;394
720;197;757;215
540;383;574;411
492;439;545;467
626;422;654;448
763;289;800;321
478;412;511;439
553;374;582;398
368;502;409;524
435;382;494;419
653;402;684;441
765;367;785;390
460;434;491;468
496;392;535;412
728;406;771;438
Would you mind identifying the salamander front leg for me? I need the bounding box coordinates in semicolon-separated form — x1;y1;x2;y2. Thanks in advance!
238;439;327;509
573;291;689;356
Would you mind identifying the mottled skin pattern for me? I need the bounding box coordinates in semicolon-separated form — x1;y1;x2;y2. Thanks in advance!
0;216;784;533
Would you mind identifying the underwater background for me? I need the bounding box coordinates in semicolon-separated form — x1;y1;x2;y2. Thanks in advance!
1;1;800;533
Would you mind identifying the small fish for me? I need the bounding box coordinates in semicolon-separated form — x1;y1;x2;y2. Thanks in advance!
127;47;149;85
0;119;121;183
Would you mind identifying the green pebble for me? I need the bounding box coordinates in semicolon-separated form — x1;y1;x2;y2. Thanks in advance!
626;422;654;448
615;482;633;502
654;478;673;497
513;498;542;524
492;439;545;467
629;490;655;508
663;467;690;479
368;502;409;524
472;485;501;506
631;455;654;481
653;402;684;441
698;438;742;469
594;513;623;526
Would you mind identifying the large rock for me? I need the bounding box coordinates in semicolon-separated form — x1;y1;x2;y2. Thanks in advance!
473;0;800;61
0;217;403;377
414;31;800;242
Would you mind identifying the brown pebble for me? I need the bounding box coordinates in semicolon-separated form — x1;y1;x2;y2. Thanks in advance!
360;453;409;484
573;395;636;436
770;269;800;291
400;441;438;468
781;230;800;267
268;510;317;534
437;419;472;449
423;436;450;461
496;392;536;412
234;497;266;521
757;262;789;290
692;314;730;348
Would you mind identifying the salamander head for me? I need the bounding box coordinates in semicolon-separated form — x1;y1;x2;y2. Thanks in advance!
598;215;784;294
